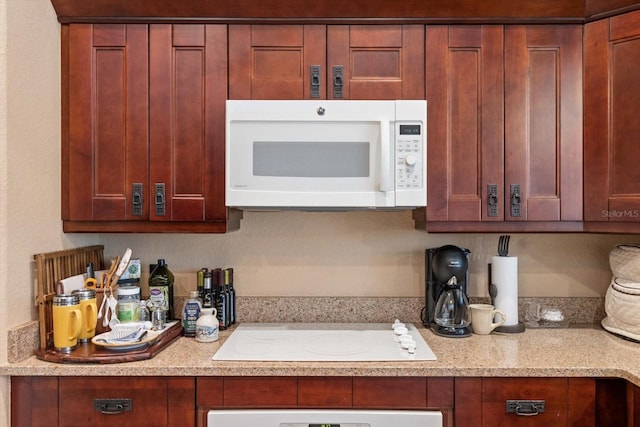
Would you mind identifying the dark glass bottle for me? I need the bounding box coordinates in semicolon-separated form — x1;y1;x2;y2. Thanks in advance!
202;271;213;309
224;268;236;325
148;259;175;320
214;268;228;329
197;268;207;304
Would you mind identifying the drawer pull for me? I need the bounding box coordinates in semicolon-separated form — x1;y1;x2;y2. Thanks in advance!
506;399;545;416
94;398;133;415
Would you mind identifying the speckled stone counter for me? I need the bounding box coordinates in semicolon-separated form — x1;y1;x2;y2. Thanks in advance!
4;324;640;387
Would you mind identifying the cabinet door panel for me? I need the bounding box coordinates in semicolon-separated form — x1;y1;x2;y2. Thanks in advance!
611;38;640;203
426;25;504;222
11;376;59;427
229;25;326;99
66;24;148;221
505;25;582;222
149;24;227;222
585;11;640;223
328;25;424;100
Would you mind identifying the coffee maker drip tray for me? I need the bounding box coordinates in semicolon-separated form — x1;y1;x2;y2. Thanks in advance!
432;323;472;338
213;323;437;362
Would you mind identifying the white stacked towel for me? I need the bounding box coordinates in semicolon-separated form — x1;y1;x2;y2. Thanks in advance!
601;244;640;341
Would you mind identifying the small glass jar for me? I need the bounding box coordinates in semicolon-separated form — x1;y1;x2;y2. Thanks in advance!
117;286;140;322
152;307;166;330
138;299;150;322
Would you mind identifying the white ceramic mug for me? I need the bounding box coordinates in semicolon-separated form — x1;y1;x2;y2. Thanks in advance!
469;303;506;335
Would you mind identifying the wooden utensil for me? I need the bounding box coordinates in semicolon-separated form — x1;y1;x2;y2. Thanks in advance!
110;248;132;287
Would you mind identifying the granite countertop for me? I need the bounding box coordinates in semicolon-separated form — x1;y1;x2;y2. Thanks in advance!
4;324;640;386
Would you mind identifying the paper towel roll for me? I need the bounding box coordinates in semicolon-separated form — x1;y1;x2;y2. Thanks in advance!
491;256;519;326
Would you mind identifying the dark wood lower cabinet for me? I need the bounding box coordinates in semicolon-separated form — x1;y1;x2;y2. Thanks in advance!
10;376;639;427
11;377;58;427
455;377;630;427
628;381;640;426
11;376;194;427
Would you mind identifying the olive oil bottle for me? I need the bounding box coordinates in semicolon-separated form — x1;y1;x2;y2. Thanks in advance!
148;259;175;320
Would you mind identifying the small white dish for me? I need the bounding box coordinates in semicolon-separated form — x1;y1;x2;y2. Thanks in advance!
92;330;159;351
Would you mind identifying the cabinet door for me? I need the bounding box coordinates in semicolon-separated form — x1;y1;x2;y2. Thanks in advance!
149;24;227;222
229;25;326;99
64;24;149;222
229;25;424;101
11;376;59;427
327;25;425;100
505;25;582;222
585;11;640;224
425;25;504;222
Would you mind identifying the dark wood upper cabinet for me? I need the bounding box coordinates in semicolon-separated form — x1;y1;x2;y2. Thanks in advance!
229;25;326;100
62;24;239;233
229;25;424;100
326;25;425;100
422;25;583;232
584;10;640;232
504;25;583;223
424;25;505;224
57;5;640;234
149;24;228;223
64;24;149;223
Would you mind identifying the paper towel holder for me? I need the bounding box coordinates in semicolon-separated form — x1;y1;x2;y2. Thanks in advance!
488;263;525;333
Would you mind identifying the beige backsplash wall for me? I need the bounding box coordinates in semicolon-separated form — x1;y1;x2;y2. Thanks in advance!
99;211;637;299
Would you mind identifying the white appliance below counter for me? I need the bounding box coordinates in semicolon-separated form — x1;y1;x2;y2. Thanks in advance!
208;409;443;427
212;323;436;362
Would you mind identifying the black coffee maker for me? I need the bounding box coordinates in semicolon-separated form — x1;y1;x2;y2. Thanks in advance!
423;245;472;337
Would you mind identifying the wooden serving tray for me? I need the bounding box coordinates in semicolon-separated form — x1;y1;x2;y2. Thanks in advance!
34;321;183;364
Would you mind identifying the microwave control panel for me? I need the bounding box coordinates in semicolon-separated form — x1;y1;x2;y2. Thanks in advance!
395;123;424;192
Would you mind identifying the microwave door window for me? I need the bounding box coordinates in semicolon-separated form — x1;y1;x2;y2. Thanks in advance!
227;121;391;207
253;141;369;178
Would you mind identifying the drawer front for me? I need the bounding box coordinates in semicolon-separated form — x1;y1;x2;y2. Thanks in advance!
298;377;353;407
353;377;427;408
58;377;167;426
482;378;568;427
223;377;297;407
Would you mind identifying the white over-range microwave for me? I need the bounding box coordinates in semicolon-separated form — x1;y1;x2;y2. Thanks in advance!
225;100;427;210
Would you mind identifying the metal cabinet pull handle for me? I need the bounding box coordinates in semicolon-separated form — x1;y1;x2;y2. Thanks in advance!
310;65;321;98
94;398;133;415
154;183;166;216
332;65;344;98
515;404;539;416
506;399;545;416
487;184;498;217
510;183;521;217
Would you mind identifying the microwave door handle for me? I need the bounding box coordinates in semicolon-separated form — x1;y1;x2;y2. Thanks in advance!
379;120;393;192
